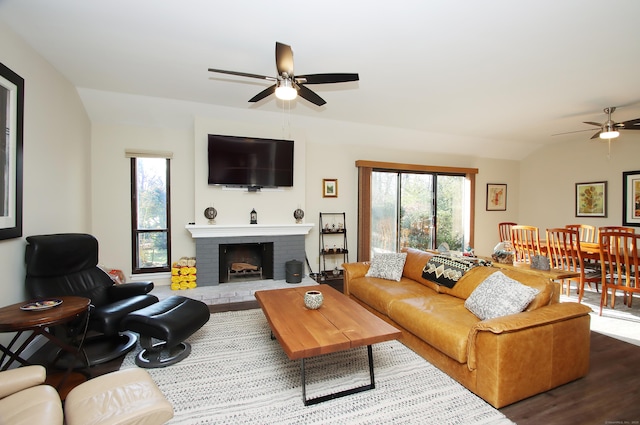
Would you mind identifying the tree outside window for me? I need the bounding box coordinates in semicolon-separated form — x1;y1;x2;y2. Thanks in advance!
131;157;171;273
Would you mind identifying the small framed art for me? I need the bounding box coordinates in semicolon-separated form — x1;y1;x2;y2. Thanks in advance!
486;184;507;211
323;179;338;198
622;171;640;226
575;181;607;218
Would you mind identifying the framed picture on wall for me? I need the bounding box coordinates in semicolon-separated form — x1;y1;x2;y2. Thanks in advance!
0;62;24;240
622;171;640;226
323;179;338;198
575;181;607;218
486;184;507;211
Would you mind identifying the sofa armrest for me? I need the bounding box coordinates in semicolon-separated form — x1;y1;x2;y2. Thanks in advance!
0;365;46;399
108;281;154;300
342;262;370;295
467;302;592;370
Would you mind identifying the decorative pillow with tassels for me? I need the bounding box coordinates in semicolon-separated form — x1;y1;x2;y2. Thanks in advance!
422;255;481;288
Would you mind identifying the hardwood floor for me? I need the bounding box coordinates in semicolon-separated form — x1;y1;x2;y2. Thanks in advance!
499;331;640;424
56;308;640;424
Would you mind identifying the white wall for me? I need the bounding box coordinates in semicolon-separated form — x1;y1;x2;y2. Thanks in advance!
0;23;91;345
84;89;522;283
519;135;640;234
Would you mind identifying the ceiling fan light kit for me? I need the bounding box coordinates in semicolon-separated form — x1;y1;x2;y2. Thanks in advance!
208;42;359;106
275;79;297;100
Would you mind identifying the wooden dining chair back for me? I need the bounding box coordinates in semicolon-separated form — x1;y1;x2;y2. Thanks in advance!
598;229;640;314
565;224;598;243
598;226;635;234
511;225;541;264
546;228;598;302
498;222;517;242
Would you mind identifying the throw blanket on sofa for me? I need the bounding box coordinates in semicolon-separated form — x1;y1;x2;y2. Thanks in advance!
422;255;481;288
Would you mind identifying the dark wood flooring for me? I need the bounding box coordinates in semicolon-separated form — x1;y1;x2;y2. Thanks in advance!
499;331;640;424
54;305;640;424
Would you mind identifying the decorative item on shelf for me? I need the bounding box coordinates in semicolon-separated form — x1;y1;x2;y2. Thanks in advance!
338;223;344;231
530;255;550;270
293;208;304;224
250;208;257;224
332;267;340;277
304;290;323;310
204;206;217;224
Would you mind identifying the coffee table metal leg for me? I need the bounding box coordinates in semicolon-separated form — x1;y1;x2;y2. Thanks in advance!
302;345;375;406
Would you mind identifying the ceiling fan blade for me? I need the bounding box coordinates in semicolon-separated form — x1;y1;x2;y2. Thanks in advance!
583;121;602;127
248;85;276;103
590;130;602;139
551;128;601;136
208;68;275;81
297;84;326;106
620;118;640;129
297;73;360;84
275;42;294;76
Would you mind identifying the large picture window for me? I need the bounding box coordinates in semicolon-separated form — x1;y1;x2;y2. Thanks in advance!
131;156;171;273
357;161;477;261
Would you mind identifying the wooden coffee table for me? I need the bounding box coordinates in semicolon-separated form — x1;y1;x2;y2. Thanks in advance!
255;284;401;405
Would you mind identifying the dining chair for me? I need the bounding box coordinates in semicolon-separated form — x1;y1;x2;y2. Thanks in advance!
546;228;599;303
511;225;542;264
598;226;635;234
598;229;640;315
565;224;598;243
566;224;600;291
498;222;517;243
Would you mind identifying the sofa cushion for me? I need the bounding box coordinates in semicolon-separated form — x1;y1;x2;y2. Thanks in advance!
388;295;480;363
464;271;540;320
422;255;480;288
400;248;439;291
365;252;407;281
437;266;553;310
349;276;438;316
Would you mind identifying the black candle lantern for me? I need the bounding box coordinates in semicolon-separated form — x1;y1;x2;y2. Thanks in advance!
250;208;257;224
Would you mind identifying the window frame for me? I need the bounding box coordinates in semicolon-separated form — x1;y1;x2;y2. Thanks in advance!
356;160;477;261
130;157;172;274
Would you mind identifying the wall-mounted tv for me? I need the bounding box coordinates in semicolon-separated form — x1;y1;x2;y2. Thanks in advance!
207;134;294;188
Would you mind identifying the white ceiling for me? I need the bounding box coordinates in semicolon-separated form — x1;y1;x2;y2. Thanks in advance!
1;0;639;160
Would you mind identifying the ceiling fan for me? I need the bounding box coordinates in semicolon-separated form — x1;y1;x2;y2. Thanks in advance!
554;107;640;140
208;42;359;106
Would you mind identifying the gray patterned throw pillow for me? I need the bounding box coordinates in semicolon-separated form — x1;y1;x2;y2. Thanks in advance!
464;271;539;320
365;252;408;281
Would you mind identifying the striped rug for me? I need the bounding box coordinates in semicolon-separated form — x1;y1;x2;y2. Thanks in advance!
120;309;514;425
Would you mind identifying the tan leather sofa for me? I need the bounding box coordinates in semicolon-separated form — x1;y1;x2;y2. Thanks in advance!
343;248;592;408
0;365;173;425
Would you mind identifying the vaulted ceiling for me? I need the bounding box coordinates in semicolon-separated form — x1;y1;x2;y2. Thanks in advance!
1;0;639;160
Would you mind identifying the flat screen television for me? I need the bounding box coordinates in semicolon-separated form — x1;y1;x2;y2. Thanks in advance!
207;134;294;188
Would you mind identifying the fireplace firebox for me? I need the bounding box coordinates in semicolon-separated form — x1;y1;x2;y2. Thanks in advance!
219;242;274;283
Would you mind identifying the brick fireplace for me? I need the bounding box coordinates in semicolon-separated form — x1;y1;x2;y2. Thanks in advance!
186;224;314;286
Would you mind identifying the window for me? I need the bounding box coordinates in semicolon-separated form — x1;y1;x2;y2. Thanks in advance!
357;161;476;261
131;157;171;273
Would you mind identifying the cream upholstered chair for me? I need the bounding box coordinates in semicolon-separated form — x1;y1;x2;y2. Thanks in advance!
0;365;173;425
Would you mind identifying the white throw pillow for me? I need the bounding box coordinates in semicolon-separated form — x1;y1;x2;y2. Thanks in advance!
365;252;408;281
464;271;539;320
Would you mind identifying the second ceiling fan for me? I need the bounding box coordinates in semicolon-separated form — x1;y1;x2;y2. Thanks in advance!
208;42;359;106
554;107;640;140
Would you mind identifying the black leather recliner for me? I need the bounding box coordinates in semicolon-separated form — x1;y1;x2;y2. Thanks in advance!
25;233;159;366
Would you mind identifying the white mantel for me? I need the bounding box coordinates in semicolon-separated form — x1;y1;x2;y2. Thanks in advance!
186;223;314;238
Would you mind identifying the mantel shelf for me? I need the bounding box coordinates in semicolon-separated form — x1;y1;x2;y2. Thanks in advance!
186;223;314;238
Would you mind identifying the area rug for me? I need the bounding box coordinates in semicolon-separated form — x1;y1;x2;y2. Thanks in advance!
120;309;514;425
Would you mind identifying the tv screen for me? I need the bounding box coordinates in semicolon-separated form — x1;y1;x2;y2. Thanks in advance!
207;134;294;188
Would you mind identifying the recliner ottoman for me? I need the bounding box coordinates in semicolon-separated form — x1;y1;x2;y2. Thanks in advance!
122;296;210;368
